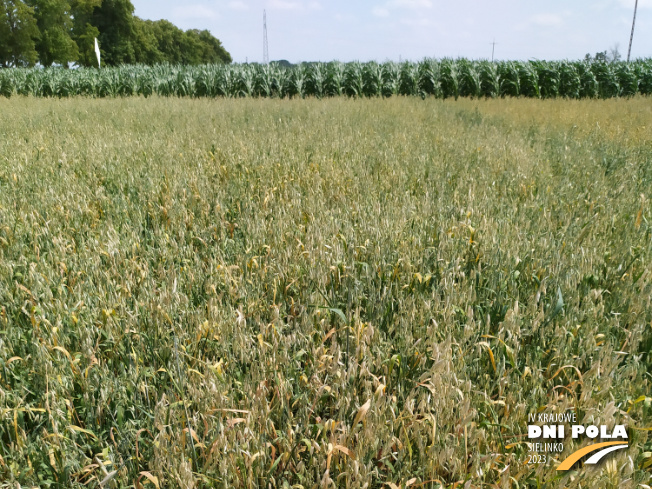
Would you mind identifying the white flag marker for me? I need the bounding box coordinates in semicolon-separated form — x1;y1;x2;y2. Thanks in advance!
94;38;101;68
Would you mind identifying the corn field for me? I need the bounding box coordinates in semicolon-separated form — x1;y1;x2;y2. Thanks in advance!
1;59;652;99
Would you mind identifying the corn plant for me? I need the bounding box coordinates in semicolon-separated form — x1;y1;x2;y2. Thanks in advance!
398;61;419;96
256;63;274;97
307;62;326;98
459;59;481;98
518;62;540;98
592;62;620;98
639;62;652;95
381;61;401;98
417;58;441;98
440;58;460;99
344;61;365;98
238;65;257;97
479;61;500;98
616;63;638;97
578;62;598;98
361;61;383;97
558;61;580;99
537;61;560;98
499;61;520;97
325;61;345;97
288;63;306;98
217;66;238;97
0;74;14;97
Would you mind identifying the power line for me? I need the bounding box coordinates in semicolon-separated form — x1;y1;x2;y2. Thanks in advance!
263;10;269;64
490;39;497;62
627;0;638;62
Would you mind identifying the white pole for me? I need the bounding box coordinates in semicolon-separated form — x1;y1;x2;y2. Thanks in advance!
94;38;101;68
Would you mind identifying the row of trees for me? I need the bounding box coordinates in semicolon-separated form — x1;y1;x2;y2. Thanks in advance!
0;0;232;68
585;44;623;64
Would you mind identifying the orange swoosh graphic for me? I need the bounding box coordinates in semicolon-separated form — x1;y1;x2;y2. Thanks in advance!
557;441;628;471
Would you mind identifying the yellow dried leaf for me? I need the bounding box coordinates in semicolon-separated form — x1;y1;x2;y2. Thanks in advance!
352;399;371;427
138;471;160;489
332;444;356;460
188;368;204;378
183;427;200;443
52;346;72;361
478;342;496;373
227;418;246;427
68;425;97;439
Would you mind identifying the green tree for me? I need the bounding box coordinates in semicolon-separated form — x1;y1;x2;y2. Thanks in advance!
138;20;231;66
75;21;99;66
0;0;39;67
180;28;204;65
150;19;183;64
26;0;78;66
608;43;621;63
197;29;231;64
132;17;161;64
2;0;231;68
585;46;621;65
69;0;100;66
91;0;135;65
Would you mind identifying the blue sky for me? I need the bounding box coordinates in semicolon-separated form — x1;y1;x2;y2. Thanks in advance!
131;0;651;63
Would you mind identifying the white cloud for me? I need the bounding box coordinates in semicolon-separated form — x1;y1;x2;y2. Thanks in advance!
515;12;568;30
530;13;563;28
172;4;218;20
618;0;652;8
390;0;432;8
267;0;321;10
269;0;302;9
228;1;249;10
373;0;431;18
334;13;355;22
373;6;390;17
400;17;436;27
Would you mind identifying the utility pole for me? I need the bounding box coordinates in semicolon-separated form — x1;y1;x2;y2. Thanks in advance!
627;0;638;62
491;39;497;62
263;10;269;64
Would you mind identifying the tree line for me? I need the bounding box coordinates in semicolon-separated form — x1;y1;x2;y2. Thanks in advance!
0;0;232;68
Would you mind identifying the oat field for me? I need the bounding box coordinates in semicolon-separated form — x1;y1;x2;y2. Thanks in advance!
0;96;650;488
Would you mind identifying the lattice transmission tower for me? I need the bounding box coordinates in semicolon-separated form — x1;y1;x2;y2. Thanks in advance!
263;10;269;64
